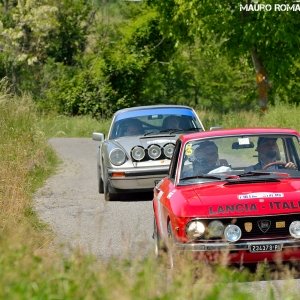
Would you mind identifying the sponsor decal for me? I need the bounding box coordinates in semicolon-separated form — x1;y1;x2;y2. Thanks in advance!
257;220;271;233
238;137;250;145
147;140;175;144
185;143;193;156
238;192;284;199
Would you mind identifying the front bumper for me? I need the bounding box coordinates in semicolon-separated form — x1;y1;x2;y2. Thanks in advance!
175;239;300;252
174;239;300;264
108;166;169;190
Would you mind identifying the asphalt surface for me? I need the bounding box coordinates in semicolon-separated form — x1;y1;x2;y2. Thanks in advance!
34;138;300;298
34;138;154;260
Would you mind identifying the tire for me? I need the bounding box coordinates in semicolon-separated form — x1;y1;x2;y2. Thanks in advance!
154;219;165;258
167;222;180;269
98;176;104;194
97;165;104;194
104;180;118;201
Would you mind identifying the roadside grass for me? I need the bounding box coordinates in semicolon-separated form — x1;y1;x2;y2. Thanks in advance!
37;113;111;137
1;93;300;299
199;103;300;131
38;103;300;139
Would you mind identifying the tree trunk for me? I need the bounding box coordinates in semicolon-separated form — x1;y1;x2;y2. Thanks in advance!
251;48;270;113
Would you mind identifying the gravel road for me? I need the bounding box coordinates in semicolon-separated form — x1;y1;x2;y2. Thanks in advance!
34;138;154;260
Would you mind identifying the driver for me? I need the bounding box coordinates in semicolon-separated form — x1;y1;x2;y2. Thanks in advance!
247;137;296;171
193;141;219;174
123;119;144;136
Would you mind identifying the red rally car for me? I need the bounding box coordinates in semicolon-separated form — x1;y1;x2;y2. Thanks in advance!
153;128;300;265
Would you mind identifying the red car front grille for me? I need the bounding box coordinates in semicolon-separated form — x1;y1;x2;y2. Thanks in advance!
236;214;299;240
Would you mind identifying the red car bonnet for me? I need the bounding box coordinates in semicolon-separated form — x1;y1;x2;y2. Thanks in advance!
171;179;300;218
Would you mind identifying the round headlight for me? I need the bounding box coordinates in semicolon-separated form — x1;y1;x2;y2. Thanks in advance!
289;221;300;238
148;144;161;160
207;220;224;238
131;146;145;161
163;143;175;159
224;224;241;242
186;220;205;240
109;148;126;166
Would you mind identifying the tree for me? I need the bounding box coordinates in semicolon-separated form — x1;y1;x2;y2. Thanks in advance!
148;0;300;111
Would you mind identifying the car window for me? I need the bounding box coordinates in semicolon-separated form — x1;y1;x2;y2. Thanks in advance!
110;111;203;139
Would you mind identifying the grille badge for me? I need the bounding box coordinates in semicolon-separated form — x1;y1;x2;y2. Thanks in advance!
258;220;271;233
244;222;253;232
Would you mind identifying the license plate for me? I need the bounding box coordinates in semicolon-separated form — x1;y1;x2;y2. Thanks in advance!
249;243;282;253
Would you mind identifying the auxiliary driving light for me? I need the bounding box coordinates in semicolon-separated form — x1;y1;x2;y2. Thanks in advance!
289;221;300;238
163;143;175;159
148;144;161;160
207;220;224;238
131;146;145;161
186;220;205;240
224;224;242;242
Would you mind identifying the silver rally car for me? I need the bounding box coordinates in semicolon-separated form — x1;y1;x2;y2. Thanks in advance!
92;105;204;200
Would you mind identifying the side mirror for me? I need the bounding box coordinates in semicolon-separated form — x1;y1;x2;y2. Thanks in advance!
92;132;105;141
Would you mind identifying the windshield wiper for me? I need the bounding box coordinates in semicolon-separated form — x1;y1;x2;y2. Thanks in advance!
159;129;184;133
143;129;183;136
224;171;289;183
226;171;272;179
143;131;159;136
159;127;203;134
180;174;222;181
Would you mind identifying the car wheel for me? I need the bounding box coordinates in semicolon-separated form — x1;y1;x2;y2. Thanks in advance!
98;176;104;194
97;162;104;194
104;180;118;201
167;222;177;269
153;218;166;258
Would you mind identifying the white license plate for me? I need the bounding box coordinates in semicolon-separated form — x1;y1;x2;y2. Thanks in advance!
249;243;282;253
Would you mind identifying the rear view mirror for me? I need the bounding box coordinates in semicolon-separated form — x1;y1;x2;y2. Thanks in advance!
232;141;254;149
92;132;105;141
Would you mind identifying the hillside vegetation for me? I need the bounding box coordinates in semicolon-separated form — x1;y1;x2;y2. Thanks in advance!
1;90;300;299
0;0;299;118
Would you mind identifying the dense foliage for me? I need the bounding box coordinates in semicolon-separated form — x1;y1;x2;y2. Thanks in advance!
0;0;299;117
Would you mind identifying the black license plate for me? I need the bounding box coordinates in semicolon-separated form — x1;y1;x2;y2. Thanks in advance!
249;243;282;253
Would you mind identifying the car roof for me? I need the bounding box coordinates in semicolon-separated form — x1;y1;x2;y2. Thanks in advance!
179;128;300;143
113;104;195;116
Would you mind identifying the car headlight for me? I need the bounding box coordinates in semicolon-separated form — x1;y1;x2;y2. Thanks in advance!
148;144;161;160
186;220;205;240
224;224;241;242
207;220;224;238
131;146;145;161
289;221;300;238
109;148;126;166
163;143;175;159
